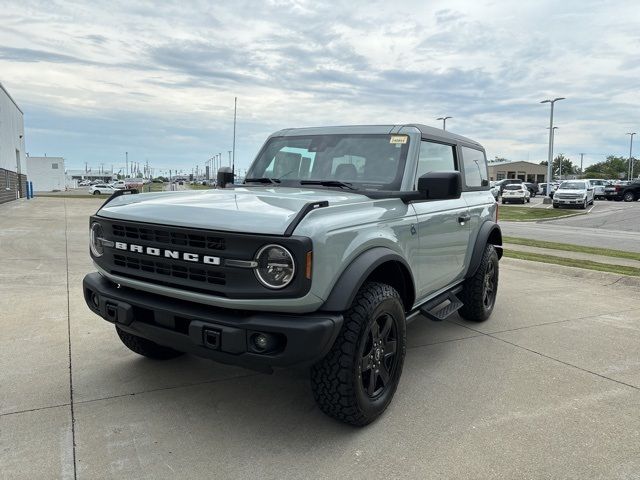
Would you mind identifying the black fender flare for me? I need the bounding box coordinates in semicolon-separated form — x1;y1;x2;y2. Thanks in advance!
322;247;415;312
466;221;502;278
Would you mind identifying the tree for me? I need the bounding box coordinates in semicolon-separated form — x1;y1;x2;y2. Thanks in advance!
584;156;639;180
539;154;577;178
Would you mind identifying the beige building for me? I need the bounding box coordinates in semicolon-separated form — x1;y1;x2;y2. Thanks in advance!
487;161;547;183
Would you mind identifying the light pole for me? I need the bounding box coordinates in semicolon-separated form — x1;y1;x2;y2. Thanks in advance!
437;116;452;130
627;132;636;180
547;126;559;178
541;97;565;202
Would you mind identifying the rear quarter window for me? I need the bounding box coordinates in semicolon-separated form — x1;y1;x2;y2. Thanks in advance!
461;147;488;188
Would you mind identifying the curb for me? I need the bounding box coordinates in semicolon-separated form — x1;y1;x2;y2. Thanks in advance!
501;257;640;289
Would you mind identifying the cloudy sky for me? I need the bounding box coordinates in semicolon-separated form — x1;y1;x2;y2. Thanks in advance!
1;0;639;174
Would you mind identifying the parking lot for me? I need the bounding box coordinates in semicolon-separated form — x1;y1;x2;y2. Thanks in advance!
2;197;640;479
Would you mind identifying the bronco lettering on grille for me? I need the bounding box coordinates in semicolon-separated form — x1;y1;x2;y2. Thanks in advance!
113;241;221;265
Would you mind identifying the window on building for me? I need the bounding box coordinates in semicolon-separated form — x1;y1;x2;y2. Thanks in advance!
461;147;488;188
4;171;9;190
496;171;506;180
52;163;59;169
415;141;456;187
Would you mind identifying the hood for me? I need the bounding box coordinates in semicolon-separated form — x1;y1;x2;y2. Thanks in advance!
97;186;371;235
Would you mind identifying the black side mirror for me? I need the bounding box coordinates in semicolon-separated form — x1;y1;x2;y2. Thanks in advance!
217;167;234;188
417;171;462;200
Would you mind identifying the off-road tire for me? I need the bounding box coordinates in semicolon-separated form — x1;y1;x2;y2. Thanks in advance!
458;244;499;322
310;282;406;426
116;326;184;360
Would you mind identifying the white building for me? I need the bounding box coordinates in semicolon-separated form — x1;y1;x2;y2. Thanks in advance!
0;82;27;204
26;156;66;191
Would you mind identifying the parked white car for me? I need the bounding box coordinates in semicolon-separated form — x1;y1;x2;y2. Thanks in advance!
553;180;594;209
587;179;610;200
501;183;531;204
489;181;500;200
90;184;118;195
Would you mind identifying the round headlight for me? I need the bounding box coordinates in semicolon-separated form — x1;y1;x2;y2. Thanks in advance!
254;244;295;289
90;222;104;257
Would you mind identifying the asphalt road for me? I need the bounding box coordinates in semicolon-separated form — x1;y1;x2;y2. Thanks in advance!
500;198;640;252
2;197;640;479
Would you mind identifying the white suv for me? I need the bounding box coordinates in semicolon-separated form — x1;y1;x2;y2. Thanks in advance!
501;183;531;204
553;180;594;209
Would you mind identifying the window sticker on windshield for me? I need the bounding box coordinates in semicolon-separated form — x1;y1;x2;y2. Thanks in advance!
389;135;408;144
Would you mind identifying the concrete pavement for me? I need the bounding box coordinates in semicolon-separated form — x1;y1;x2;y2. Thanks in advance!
1;197;640;479
500;198;640;252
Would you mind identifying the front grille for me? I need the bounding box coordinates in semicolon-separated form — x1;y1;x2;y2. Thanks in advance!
92;216;312;299
113;254;226;285
112;224;226;250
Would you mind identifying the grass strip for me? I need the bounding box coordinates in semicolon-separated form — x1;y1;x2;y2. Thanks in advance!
504;237;640;262
504;250;640;277
498;206;579;221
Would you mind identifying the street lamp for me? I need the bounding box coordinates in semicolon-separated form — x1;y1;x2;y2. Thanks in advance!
627;132;636;180
437;116;452;130
541;97;565;202
547;126;559;178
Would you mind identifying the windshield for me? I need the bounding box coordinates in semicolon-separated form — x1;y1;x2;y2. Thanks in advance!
245;134;410;190
504;184;522;190
560;182;585;190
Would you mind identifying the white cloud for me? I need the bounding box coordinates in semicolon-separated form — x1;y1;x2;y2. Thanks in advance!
0;0;638;171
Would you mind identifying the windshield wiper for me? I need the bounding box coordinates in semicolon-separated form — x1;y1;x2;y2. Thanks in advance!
244;177;281;184
300;180;356;190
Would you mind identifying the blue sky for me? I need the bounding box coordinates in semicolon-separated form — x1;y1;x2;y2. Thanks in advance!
1;0;639;175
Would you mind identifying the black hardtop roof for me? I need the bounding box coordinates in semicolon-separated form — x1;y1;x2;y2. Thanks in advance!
271;124;483;149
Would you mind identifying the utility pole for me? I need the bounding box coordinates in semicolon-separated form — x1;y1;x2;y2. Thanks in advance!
125;152;128;177
540;97;565;202
627;133;636;180
232;97;237;174
228;150;232;168
579;153;585;175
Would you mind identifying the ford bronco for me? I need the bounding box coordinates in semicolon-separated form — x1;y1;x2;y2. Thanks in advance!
83;124;502;425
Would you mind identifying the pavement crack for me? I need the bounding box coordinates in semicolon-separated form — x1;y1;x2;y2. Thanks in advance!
0;402;72;418
74;372;263;406
64;199;78;480
446;319;640;393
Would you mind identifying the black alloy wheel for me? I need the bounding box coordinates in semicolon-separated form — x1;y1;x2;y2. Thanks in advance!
482;259;497;311
359;312;399;399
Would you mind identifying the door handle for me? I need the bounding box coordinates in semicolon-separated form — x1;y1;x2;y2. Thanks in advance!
458;215;471;225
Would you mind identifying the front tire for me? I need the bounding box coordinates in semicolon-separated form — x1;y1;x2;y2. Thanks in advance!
116;327;185;360
93;190;100;195
459;244;499;322
623;191;635;202
311;282;406;426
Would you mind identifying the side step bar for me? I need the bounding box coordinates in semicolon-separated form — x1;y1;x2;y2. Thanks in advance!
418;286;463;322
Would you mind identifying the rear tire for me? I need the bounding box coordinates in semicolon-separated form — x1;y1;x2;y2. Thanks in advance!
310;282;406;426
459;244;499;322
116;327;185;360
93;190;100;195
623;191;635;202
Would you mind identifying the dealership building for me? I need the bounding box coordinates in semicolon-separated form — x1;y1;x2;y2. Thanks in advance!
487;160;548;183
0;82;27;204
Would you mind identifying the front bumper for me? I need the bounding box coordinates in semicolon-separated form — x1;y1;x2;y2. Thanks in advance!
83;272;343;371
553;197;585;205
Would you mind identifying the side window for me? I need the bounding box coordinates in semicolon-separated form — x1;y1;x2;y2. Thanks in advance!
461;147;488;188
416;141;456;186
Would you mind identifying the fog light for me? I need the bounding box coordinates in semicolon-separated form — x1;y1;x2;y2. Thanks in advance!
253;333;269;351
250;332;284;354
